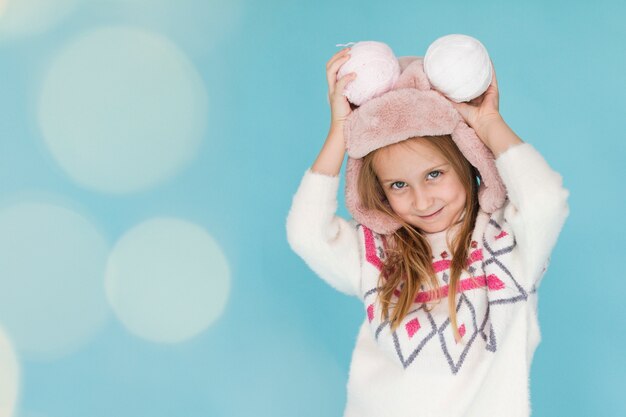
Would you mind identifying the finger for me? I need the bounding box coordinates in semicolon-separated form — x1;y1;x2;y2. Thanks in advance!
332;72;356;97
325;48;351;73
338;72;356;86
486;62;499;105
326;50;351;78
326;53;352;91
489;60;498;90
329;47;351;62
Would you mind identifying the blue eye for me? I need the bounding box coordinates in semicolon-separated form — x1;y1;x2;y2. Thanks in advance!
390;181;407;190
427;170;442;180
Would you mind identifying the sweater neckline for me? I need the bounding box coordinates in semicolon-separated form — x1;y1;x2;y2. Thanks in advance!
423;222;461;249
422;208;465;248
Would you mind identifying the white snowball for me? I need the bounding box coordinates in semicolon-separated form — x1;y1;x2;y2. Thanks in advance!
424;34;492;103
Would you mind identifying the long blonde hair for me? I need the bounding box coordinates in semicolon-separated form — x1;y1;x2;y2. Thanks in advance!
357;135;480;342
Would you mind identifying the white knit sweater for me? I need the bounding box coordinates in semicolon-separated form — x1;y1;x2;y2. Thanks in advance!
286;143;569;417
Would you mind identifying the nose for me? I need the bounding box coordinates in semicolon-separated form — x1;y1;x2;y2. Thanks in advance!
411;185;434;213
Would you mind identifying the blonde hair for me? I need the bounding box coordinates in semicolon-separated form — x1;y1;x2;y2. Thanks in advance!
357;135;480;342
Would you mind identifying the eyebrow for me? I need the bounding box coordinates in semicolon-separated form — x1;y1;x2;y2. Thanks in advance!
379;163;450;184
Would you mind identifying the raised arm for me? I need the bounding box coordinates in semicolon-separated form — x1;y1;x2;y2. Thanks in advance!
452;65;523;157
494;143;569;285
312;47;356;176
454;66;569;285
286;48;363;297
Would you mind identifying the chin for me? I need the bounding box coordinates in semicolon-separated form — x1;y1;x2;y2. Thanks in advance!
410;218;455;234
421;225;447;234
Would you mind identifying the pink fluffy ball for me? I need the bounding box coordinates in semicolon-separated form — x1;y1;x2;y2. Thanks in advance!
337;41;401;106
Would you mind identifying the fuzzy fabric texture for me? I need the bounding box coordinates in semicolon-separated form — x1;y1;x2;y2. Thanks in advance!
285;142;569;417
343;57;507;235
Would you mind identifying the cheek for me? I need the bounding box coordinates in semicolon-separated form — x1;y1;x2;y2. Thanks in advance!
443;177;466;203
386;194;407;213
455;191;467;208
451;182;467;206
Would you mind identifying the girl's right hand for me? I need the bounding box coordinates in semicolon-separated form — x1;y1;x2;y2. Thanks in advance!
310;49;356;176
326;48;356;127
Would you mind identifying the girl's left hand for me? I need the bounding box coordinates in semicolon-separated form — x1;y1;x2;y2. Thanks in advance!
451;63;503;137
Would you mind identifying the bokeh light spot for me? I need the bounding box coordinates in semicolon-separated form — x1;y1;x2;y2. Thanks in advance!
0;326;19;417
38;27;209;194
105;218;230;343
0;0;77;39
0;202;110;359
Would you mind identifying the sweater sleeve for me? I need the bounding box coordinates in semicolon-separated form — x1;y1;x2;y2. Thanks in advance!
286;169;362;297
495;143;570;287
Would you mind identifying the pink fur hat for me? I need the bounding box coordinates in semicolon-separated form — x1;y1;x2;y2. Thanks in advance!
344;55;507;235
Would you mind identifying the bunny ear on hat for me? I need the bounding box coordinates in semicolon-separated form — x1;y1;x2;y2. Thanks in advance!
450;122;507;213
342;36;507;235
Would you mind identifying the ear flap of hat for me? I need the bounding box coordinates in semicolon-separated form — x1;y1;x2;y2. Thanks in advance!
450;122;507;212
345;157;401;235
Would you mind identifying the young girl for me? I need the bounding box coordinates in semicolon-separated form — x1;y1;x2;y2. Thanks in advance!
286;46;569;417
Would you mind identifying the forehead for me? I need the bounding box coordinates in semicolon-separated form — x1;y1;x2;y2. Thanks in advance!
373;138;446;177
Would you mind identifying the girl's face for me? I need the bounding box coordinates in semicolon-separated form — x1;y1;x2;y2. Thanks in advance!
373;138;467;234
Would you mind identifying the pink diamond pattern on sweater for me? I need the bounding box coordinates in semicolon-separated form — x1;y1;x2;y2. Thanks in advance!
405;318;421;338
436;294;481;373
495;230;508;240
486;275;505;290
481;219;529;305
359;218;528;374
456;324;466;343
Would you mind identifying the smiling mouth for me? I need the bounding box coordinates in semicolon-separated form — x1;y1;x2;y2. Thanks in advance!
418;207;443;219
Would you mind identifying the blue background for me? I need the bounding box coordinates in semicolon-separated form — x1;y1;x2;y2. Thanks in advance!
0;0;624;416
